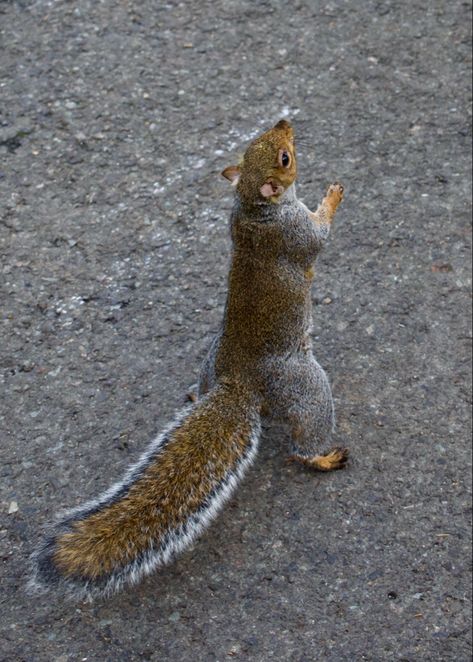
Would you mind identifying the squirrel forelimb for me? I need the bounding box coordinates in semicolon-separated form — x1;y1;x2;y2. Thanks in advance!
310;182;344;227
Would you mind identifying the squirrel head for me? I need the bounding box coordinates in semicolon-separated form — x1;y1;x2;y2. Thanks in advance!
221;119;297;204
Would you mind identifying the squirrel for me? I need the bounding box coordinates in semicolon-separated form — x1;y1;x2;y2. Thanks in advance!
29;119;347;601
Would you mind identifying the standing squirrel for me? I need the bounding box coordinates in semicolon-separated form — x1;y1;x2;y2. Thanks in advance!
30;119;346;600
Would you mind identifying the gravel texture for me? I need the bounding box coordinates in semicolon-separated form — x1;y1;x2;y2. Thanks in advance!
1;0;472;660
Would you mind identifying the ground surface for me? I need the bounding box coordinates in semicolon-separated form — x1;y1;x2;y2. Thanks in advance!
1;1;472;660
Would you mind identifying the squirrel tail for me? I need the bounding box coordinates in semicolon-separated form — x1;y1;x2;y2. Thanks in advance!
28;381;261;601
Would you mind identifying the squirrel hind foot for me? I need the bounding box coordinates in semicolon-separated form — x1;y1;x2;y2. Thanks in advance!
288;447;349;472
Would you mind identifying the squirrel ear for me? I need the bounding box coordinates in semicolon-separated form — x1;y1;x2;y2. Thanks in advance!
221;165;241;186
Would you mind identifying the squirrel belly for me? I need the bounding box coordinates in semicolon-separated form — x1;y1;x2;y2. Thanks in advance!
29;382;261;600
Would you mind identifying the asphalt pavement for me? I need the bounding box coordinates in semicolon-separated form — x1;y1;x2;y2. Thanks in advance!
1;0;471;660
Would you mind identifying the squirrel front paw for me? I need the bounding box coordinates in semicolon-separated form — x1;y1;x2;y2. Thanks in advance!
325;182;344;213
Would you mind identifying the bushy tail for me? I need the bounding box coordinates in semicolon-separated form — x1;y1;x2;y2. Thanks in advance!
29;381;261;601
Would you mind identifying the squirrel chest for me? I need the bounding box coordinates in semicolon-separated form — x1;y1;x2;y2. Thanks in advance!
221;199;321;358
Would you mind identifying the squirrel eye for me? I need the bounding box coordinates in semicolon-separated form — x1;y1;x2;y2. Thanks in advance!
279;150;291;168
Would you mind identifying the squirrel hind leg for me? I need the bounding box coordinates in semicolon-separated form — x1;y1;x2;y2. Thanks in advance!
265;353;335;457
